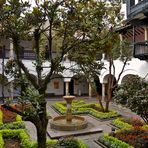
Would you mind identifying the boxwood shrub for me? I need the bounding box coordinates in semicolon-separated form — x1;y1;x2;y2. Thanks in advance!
98;134;133;148
111;118;133;129
0;129;87;148
56;137;88;148
53;101;120;120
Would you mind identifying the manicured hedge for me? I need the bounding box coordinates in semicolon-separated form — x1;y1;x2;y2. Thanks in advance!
142;124;148;130
98;134;133;148
0;129;58;148
53;101;120;120
0;129;88;148
57;137;88;148
111;118;133;129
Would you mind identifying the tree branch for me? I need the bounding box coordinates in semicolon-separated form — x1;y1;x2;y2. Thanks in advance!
16;60;39;89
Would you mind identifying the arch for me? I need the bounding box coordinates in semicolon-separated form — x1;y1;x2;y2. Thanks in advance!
102;74;117;98
94;75;102;96
69;74;89;96
102;74;116;84
121;74;138;84
118;69;139;84
100;68;115;83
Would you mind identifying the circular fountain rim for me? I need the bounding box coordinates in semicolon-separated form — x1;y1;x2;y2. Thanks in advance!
50;115;88;131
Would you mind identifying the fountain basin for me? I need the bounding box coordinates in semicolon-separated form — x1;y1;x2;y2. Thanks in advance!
50;115;88;131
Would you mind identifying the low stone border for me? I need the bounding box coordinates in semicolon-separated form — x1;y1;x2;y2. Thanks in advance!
94;140;108;148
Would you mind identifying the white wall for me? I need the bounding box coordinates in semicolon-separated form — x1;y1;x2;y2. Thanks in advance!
46;78;64;95
100;58;148;84
0;84;10;98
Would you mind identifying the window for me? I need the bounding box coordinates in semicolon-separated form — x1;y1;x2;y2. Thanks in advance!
53;81;59;89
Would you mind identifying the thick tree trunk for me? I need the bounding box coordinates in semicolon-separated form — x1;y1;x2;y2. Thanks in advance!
36;125;47;148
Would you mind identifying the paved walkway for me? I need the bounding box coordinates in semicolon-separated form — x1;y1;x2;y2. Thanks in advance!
24;97;141;147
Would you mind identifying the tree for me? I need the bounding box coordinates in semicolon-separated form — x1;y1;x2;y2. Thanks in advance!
0;0;125;147
113;75;148;124
69;0;131;112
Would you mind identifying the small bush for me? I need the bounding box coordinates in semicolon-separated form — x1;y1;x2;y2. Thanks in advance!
57;137;88;148
112;118;133;129
99;134;133;148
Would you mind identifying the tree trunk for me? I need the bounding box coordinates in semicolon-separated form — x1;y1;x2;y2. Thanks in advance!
36;125;47;148
36;92;48;148
105;88;112;112
105;100;109;112
97;94;104;112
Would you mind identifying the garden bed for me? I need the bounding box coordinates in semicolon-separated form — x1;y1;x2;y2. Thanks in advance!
0;129;88;148
111;117;148;130
97;134;133;148
0;110;25;130
4;138;21;148
97;117;148;148
53;100;120;120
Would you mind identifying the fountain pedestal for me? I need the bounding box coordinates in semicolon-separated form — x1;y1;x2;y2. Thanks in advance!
63;96;75;123
50;95;88;131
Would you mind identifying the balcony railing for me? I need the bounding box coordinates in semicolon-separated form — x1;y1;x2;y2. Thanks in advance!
127;0;148;19
0;49;63;60
134;41;148;60
0;49;36;60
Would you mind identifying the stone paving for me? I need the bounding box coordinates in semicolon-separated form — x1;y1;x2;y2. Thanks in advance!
47;115;103;139
24;97;141;147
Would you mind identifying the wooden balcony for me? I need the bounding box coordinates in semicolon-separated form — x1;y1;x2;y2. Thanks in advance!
127;0;148;25
134;41;148;60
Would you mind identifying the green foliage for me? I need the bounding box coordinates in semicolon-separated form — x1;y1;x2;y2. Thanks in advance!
0;110;24;129
115;126;148;148
112;118;133;130
54;101;120;120
0;129;87;148
142;124;148;130
57;137;88;148
0;0;125;147
0;133;4;148
0;121;25;130
0;129;59;148
113;75;148;124
17;87;43;117
99;134;133;148
0;111;3;125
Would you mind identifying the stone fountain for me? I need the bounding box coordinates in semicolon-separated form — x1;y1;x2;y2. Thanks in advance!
50;96;88;131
